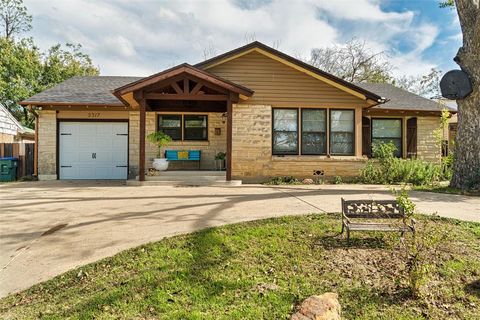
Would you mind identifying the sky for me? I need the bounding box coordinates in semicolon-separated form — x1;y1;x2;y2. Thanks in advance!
23;0;462;78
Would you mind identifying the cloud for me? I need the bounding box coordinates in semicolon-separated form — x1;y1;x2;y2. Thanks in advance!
24;0;456;78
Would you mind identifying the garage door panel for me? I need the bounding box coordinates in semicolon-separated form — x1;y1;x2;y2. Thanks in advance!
59;122;128;180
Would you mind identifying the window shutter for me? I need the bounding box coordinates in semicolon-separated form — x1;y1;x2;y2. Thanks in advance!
362;117;371;157
407;118;417;159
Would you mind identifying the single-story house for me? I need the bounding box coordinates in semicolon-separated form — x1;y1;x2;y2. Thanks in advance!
20;42;449;182
0;103;35;143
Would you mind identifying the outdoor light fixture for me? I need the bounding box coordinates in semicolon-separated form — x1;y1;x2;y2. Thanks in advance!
221;112;227;124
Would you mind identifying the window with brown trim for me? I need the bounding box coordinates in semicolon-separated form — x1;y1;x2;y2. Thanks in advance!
158;115;182;140
184;115;208;140
330;109;355;155
301;109;326;155
371;118;402;158
272;108;298;155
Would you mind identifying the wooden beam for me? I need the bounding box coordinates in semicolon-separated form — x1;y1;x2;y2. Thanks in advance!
171;81;183;94
139;97;146;182
145;93;228;101
226;92;233;181
191;82;203;95
183;78;189;94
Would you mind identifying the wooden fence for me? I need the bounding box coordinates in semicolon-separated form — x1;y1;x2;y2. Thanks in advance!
0;143;35;178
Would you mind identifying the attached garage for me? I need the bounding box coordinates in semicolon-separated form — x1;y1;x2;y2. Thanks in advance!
58;121;128;179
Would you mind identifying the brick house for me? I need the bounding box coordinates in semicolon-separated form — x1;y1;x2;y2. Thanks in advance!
20;42;450;182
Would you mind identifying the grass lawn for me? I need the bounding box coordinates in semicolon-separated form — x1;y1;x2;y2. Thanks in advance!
1;214;479;320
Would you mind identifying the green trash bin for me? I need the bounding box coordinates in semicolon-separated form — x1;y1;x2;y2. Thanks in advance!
0;157;18;182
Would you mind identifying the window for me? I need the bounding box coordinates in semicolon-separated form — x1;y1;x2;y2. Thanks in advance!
158;115;182;140
272;109;298;155
301;109;326;154
330;109;355;155
372;119;402;157
184;115;208;140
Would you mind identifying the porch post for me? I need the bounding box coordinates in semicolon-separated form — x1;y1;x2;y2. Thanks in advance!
139;97;146;182
226;93;233;181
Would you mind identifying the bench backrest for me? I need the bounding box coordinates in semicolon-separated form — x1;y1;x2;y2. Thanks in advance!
165;150;201;161
341;198;405;219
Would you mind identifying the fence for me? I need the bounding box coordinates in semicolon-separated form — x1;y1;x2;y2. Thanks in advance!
0;143;35;178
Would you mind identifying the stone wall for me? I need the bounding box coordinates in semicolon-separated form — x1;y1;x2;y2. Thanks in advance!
231;104;366;182
128;111;140;178
417;116;442;162
37;110;57;180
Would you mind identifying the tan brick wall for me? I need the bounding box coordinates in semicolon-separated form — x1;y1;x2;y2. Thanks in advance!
0;132;15;143
417;116;442;162
146;112;227;170
231;104;366;182
37;110;57;180
129;111;140;178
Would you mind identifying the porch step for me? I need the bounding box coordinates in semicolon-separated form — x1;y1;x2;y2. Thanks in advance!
127;171;241;187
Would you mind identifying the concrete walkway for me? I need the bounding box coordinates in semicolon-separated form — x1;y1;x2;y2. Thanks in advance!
1;181;478;298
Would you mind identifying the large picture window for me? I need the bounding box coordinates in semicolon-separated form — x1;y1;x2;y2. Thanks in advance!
301;109;326;155
272;109;298;155
158;115;182;140
330;109;355;155
372;118;402;157
184;115;208;140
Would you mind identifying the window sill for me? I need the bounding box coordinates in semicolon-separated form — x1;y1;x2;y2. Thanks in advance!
271;155;366;162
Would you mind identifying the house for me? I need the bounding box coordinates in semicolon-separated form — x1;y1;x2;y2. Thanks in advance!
0;103;35;143
19;42;449;182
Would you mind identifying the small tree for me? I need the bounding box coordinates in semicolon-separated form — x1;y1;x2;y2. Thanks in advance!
147;132;172;158
0;0;32;40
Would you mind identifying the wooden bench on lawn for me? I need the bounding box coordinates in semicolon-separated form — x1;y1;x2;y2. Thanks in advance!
341;198;415;241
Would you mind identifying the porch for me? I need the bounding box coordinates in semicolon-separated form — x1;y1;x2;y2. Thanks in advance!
112;63;254;183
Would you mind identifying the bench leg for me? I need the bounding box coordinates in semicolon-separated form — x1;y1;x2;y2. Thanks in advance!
346;228;350;243
341;222;345;234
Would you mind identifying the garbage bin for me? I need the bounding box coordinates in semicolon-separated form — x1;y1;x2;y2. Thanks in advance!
0;157;18;182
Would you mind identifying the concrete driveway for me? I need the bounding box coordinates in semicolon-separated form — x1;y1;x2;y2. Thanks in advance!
1;181;479;298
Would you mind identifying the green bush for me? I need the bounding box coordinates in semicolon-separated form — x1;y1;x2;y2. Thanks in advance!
264;176;300;185
360;142;452;186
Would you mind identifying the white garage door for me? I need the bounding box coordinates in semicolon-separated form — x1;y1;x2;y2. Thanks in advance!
59;122;128;179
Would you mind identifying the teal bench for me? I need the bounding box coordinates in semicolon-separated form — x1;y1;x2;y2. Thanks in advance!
165;150;201;169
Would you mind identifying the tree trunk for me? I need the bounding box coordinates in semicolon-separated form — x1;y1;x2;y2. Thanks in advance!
450;0;480;190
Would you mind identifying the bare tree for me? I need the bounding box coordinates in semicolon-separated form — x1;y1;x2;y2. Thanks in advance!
0;0;32;40
394;68;443;98
441;0;480;190
308;38;392;83
203;42;217;60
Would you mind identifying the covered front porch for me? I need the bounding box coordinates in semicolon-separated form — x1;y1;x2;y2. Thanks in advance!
112;63;253;183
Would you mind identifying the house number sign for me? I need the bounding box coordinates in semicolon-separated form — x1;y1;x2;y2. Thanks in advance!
88;112;101;118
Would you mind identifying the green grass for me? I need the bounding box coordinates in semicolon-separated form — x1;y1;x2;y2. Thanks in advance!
1;215;479;320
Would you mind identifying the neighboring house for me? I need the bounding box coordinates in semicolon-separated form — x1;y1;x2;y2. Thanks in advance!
20;42;450;182
0;103;35;143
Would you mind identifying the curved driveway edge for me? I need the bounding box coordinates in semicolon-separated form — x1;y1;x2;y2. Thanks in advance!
1;181;478;298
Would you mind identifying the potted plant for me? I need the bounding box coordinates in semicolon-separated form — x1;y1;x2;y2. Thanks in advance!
215;152;226;171
147;131;172;171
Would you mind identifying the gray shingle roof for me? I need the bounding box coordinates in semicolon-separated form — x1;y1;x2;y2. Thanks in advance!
21;76;142;105
21;76;449;113
355;83;449;112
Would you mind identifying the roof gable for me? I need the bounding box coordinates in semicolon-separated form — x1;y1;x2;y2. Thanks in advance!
195;41;383;104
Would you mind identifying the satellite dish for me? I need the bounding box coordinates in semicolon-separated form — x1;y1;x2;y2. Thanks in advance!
440;70;473;100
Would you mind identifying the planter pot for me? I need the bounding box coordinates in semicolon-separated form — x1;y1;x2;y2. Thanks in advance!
215;159;226;171
152;158;169;171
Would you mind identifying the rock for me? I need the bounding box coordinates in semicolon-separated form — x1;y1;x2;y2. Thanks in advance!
291;293;341;320
302;178;314;185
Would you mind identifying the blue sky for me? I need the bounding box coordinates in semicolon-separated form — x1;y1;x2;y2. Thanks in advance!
24;0;462;78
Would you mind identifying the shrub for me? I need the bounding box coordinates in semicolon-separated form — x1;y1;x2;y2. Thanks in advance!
264;176;300;185
360;142;451;186
333;176;343;184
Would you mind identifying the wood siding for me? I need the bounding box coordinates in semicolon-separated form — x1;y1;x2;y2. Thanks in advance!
207;51;369;108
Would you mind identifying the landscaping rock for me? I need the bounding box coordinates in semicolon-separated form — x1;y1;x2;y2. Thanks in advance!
302;178;314;185
291;293;341;320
